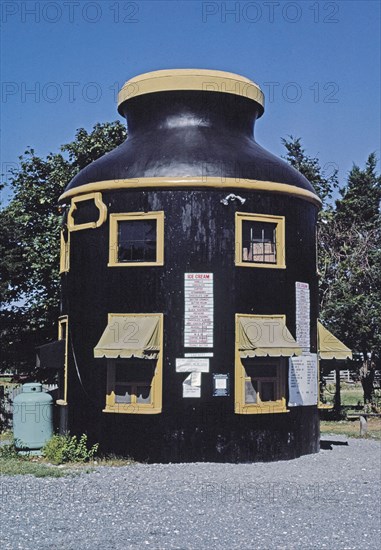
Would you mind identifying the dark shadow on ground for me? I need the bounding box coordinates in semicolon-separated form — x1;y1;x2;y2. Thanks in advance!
320;439;349;450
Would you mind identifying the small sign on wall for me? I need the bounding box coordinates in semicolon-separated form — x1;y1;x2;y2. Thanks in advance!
176;358;209;373
213;374;230;397
183;372;202;398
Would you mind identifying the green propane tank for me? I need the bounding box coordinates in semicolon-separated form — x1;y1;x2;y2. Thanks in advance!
13;383;53;452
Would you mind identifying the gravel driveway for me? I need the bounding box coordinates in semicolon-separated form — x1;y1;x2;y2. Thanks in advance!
1;435;380;550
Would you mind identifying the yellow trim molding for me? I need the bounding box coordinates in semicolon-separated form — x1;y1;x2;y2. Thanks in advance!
103;313;163;415
118;69;264;110
57;316;69;406
67;192;107;232
59;228;70;273
108;211;164;267
60;178;321;207
235;212;286;269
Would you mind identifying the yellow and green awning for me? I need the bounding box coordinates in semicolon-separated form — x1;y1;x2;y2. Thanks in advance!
94;314;161;359
237;315;302;358
318;322;352;360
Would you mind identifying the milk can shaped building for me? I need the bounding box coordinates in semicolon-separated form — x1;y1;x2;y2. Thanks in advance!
58;69;322;462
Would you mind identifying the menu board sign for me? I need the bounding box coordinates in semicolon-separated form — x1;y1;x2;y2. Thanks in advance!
184;273;213;348
295;282;310;353
288;354;318;406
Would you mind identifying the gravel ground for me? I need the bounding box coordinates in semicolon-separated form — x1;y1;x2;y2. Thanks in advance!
1;435;380;550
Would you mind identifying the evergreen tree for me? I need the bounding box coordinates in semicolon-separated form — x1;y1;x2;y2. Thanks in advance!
282;136;339;209
283;137;381;404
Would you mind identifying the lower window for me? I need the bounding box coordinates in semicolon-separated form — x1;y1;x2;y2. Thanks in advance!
236;358;288;414
105;358;162;414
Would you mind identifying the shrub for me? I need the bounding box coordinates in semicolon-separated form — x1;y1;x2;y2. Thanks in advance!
0;440;19;459
42;433;99;464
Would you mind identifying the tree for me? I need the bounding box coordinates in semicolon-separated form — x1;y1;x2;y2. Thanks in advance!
319;155;381;403
282;136;339;210
1;122;127;375
283;137;381;405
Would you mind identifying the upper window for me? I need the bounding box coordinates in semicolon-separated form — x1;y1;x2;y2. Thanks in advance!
68;192;107;232
235;213;285;268
109;211;164;267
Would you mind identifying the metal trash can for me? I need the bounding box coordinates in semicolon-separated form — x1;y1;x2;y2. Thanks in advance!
13;383;53;453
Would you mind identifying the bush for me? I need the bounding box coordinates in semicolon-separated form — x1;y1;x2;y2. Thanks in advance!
42;433;99;464
0;440;19;459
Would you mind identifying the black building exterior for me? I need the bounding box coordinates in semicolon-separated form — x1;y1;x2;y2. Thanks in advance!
57;70;322;462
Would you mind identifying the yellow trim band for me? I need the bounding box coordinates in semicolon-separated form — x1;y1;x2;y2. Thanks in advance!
60;178;321;207
118;69;264;110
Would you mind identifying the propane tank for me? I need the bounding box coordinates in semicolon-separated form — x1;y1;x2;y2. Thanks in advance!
13;383;53;453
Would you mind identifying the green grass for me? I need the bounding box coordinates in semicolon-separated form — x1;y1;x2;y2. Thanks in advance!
0;457;77;477
322;383;364;407
0;434;136;476
0;454;136;477
320;418;381;440
0;431;12;442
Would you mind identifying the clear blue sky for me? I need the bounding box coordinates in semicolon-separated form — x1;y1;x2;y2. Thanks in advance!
1;0;380;203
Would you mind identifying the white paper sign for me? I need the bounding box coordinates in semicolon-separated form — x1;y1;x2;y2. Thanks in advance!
182;372;201;398
184;352;214;358
215;378;227;390
288;354;318;406
295;282;310;353
176;358;210;373
184;273;214;348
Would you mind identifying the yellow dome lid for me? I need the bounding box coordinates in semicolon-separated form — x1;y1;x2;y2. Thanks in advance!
118;69;264;112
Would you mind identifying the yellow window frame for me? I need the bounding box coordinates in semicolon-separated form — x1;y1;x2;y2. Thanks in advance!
235;212;286;269
103;313;163;414
59;228;70;273
108;211;164;267
57;315;69;406
67;192;107;232
235;313;288;414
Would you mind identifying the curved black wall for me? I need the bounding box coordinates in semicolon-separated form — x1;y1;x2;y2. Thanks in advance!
62;187;319;462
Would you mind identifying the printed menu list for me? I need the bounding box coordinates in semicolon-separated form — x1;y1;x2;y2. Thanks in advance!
288;354;318;406
184;273;213;348
295;281;310;353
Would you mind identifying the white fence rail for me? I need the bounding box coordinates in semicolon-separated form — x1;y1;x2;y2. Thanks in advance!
324;370;352;383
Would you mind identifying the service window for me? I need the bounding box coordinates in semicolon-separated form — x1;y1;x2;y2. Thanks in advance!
105;359;162;414
235;213;285;268
239;358;287;414
243;362;280;404
108;211;164;267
